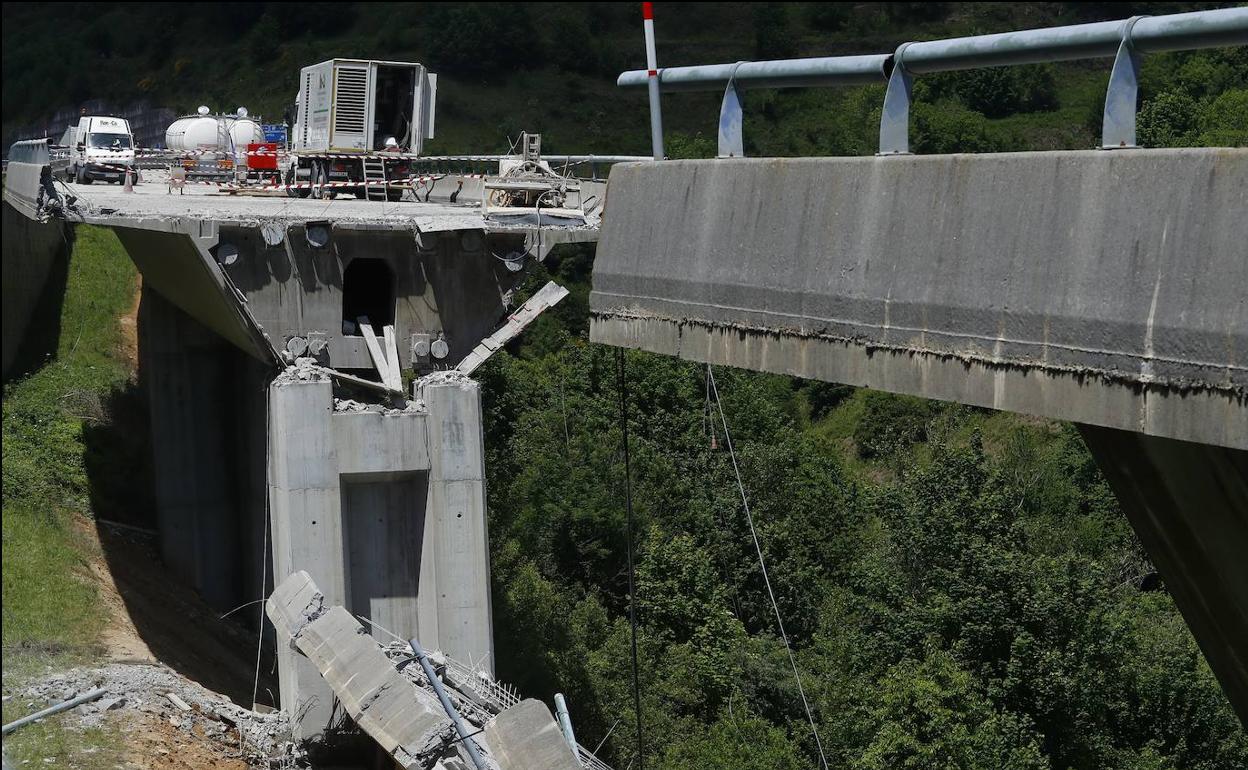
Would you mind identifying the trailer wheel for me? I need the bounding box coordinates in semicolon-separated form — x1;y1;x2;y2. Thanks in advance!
285;168;310;199
314;162;336;200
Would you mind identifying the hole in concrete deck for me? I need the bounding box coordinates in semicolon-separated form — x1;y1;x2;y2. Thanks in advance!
341;258;396;333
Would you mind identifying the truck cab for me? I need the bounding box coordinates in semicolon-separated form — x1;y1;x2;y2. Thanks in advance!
68;116;136;184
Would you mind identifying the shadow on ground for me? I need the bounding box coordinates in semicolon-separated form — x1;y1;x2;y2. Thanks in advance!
82;379;280;709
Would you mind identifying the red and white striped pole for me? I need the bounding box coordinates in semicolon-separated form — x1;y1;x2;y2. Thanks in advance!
643;2;665;160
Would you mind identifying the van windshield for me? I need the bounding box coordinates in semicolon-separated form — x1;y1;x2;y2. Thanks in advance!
87;133;132;149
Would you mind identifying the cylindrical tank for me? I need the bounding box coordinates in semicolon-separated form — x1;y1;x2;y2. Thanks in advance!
166;116;222;152
228;118;265;150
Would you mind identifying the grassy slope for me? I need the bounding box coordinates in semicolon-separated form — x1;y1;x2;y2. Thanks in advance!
1;225;136;764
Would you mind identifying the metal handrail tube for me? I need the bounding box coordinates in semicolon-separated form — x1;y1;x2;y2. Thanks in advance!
901;9;1248;73
617;8;1248;90
618;54;889;91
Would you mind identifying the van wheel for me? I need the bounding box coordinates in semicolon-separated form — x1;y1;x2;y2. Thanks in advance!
76;166;93;185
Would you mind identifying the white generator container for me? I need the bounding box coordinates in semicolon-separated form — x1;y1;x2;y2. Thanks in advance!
292;59;436;155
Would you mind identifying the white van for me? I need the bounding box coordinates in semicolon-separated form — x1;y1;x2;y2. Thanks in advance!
67;116;136;184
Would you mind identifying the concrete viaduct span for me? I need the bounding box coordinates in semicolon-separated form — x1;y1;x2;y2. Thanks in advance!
593;9;1248;726
590;150;1247;721
2;139;613;739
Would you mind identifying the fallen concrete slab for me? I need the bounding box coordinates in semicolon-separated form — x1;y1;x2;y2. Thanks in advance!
267;571;613;770
485;699;583;770
267;571;456;767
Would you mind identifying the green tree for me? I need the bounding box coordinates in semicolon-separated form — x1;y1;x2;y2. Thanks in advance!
857;647;1047;770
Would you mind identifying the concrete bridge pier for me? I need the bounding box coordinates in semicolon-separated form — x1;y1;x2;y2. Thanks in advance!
139;289;269;611
1079;427;1248;722
267;369;492;738
418;375;493;674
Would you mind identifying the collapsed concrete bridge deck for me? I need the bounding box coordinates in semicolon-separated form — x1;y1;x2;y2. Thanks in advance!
589;148;1248;723
3;151;606;739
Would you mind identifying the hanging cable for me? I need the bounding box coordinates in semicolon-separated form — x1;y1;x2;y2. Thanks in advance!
707;365;829;770
251;379;273;711
616;348;645;770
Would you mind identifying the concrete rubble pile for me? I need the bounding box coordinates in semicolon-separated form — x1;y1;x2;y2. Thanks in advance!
10;662;302;767
267;571;593;770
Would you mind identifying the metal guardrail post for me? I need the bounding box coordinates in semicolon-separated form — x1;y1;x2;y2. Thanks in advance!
553;692;579;757
718;63;747;158
878;43;915;155
1102;16;1145;149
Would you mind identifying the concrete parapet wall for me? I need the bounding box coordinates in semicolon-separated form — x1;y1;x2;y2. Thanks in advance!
591;150;1248;448
2;201;71;379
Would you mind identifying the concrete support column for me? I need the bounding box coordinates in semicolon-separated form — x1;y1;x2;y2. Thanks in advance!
267;373;344;737
1080;426;1248;726
419;376;495;674
139;289;240;610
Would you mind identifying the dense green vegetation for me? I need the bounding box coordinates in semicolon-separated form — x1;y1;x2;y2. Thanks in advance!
3;3;1245;153
479;250;1247;768
2;226;137;665
1;226;137;764
3;2;1246;768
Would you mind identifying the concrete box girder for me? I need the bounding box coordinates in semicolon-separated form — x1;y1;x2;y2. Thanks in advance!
590;149;1248;449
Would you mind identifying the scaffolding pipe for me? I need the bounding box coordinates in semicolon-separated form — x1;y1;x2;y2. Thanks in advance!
408;638;489;770
2;688;107;736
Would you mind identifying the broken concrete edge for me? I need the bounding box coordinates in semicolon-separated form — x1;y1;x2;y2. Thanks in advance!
264;570;328;647
266;571;610;770
267;572;454;767
589;307;1248;401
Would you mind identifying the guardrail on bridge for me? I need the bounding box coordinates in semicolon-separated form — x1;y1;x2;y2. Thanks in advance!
618;8;1248;157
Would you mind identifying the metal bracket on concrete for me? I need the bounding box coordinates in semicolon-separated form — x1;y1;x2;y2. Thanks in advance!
718;62;747;158
878;42;915;155
1102;16;1146;150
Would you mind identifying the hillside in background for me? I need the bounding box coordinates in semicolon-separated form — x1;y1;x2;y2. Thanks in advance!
3;2;1245;154
4;3;1248;769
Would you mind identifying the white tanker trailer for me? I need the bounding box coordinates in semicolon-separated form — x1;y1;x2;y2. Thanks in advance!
165;107;265;157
